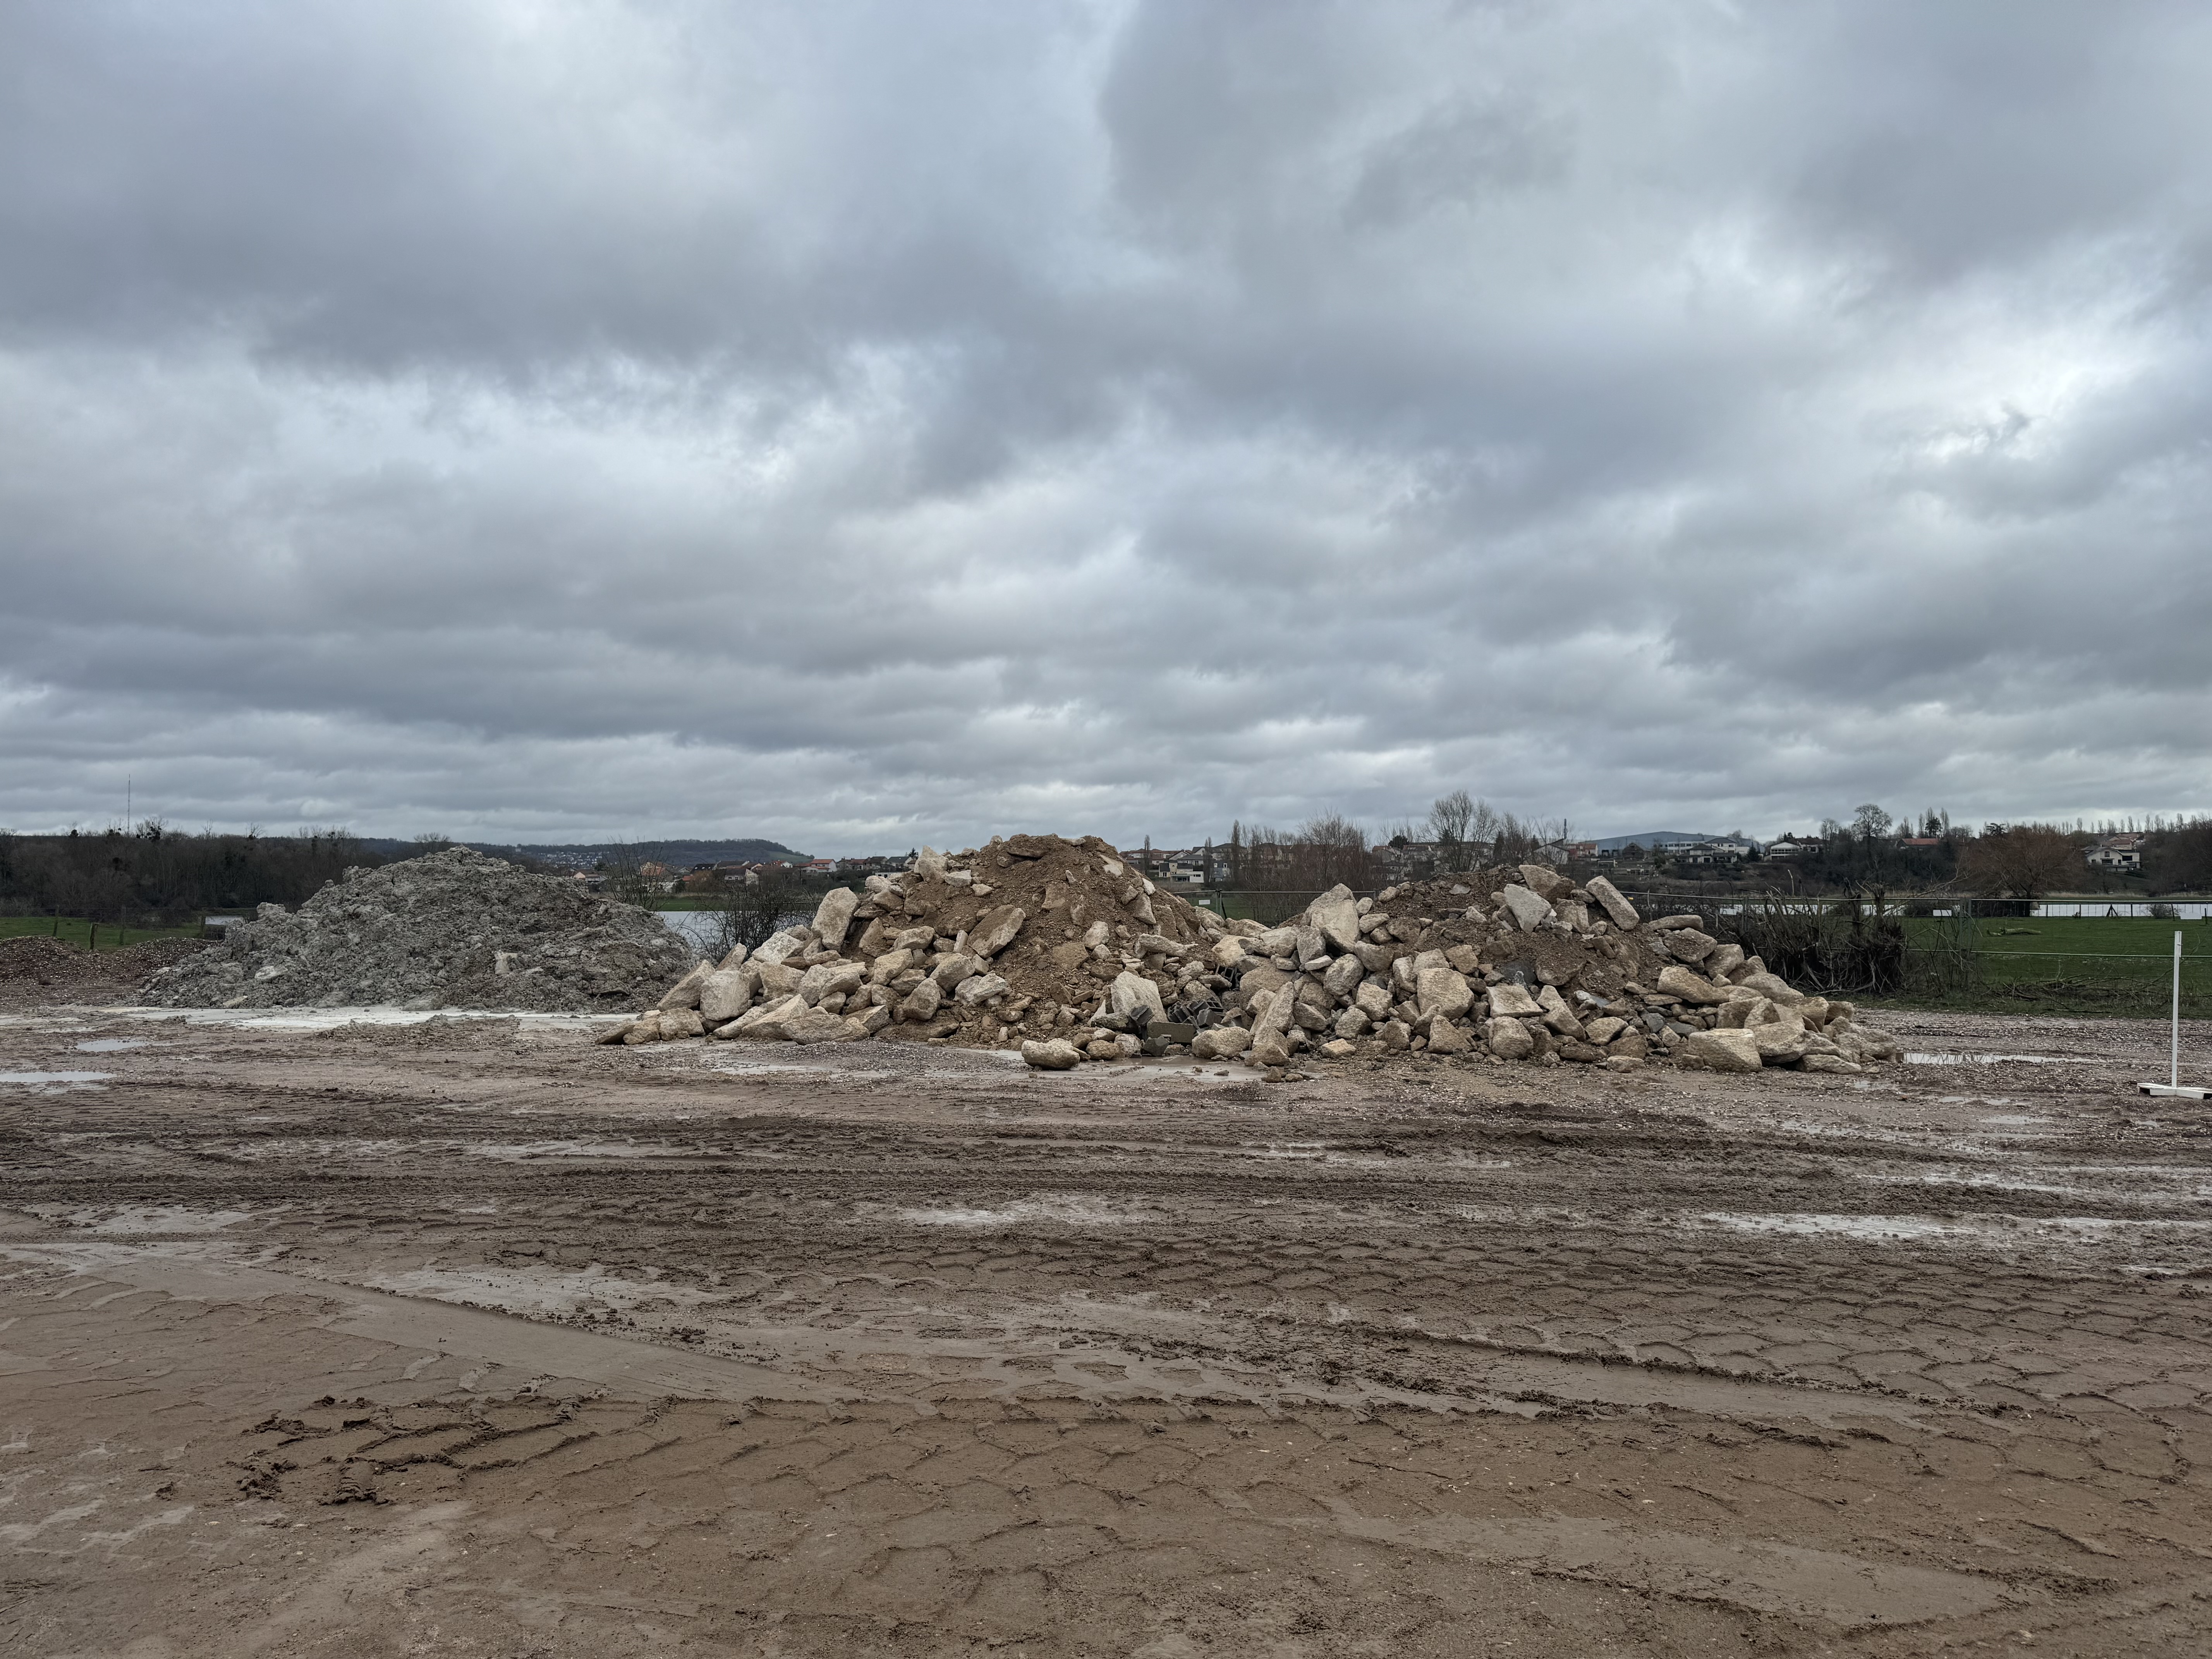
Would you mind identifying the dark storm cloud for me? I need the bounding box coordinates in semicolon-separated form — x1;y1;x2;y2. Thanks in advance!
1;0;2208;850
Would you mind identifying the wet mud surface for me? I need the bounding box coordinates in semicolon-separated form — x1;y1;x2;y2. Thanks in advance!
3;1003;2211;1655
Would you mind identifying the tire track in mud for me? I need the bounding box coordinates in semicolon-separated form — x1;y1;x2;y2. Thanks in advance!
5;1007;2212;1654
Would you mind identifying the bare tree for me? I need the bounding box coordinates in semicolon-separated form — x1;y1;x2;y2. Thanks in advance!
1851;804;1894;842
1960;826;2083;906
1468;799;1501;854
1490;810;1546;865
1238;823;1293;886
1295;815;1371;888
2145;818;2212;893
1426;790;1475;871
713;868;808;959
1424;792;1477;845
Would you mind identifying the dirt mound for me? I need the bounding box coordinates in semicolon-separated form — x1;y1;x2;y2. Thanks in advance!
0;933;209;1006
139;847;695;1012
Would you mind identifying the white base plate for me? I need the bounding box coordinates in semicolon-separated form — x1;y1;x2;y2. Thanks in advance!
2138;1082;2211;1099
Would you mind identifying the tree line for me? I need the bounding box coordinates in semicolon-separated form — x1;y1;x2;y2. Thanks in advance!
1201;799;2212;900
1759;809;2211;900
0;825;389;926
1216;793;1572;890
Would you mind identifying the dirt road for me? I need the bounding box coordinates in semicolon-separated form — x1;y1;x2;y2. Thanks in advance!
4;1003;2210;1656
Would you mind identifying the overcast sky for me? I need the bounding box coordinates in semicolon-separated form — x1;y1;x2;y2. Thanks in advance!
3;2;2209;854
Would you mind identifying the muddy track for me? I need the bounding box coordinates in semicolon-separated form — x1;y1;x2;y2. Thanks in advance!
3;1002;2211;1656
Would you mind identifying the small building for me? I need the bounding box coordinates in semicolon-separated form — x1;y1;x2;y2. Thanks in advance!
2086;834;2145;872
1665;842;1736;867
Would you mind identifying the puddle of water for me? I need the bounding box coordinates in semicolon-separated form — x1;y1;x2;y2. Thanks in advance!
37;1205;257;1235
1904;1052;2097;1066
74;1039;149;1054
108;1006;623;1032
1703;1211;2212;1246
0;1071;112;1089
896;1196;1166;1229
1105;1060;1268;1084
359;1264;719;1319
1858;1169;2080;1197
209;1137;410;1161
462;1139;691;1162
710;1058;893;1079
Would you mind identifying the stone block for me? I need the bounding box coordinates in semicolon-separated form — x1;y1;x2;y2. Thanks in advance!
1680;1028;1762;1072
1485;982;1543;1018
1584;876;1640;931
1498;884;1554;931
809;888;860;953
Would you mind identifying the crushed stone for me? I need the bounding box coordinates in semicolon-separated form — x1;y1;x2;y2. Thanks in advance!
139;847;695;1012
0;934;208;1007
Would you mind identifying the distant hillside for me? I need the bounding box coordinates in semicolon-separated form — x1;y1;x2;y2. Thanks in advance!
1590;831;1729;851
359;837;812;869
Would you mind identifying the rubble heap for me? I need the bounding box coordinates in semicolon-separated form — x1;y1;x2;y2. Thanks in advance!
609;840;1902;1075
141;847;695;1011
607;833;1224;1051
1174;867;1905;1075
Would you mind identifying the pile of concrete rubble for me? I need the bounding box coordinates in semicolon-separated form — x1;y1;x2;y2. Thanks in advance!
606;833;1221;1053
141;847;695;1012
608;839;1901;1075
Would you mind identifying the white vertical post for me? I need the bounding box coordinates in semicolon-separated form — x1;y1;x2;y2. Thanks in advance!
2176;930;2185;1090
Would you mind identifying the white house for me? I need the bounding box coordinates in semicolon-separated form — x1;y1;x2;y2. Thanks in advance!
2086;834;2145;872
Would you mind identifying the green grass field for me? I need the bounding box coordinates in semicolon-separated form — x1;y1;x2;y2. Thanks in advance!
1967;914;2210;953
0;916;199;951
1889;913;2212;1017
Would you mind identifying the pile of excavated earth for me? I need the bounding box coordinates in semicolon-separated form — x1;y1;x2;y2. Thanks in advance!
614;835;1902;1076
141;847;694;1012
0;933;204;1007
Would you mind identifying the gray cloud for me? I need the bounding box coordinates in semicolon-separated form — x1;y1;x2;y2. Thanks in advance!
2;0;2208;851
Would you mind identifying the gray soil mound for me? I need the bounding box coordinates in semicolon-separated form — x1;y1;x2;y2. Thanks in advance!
0;933;208;1007
139;847;695;1012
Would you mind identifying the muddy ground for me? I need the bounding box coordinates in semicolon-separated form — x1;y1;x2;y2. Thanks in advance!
3;1002;2210;1657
